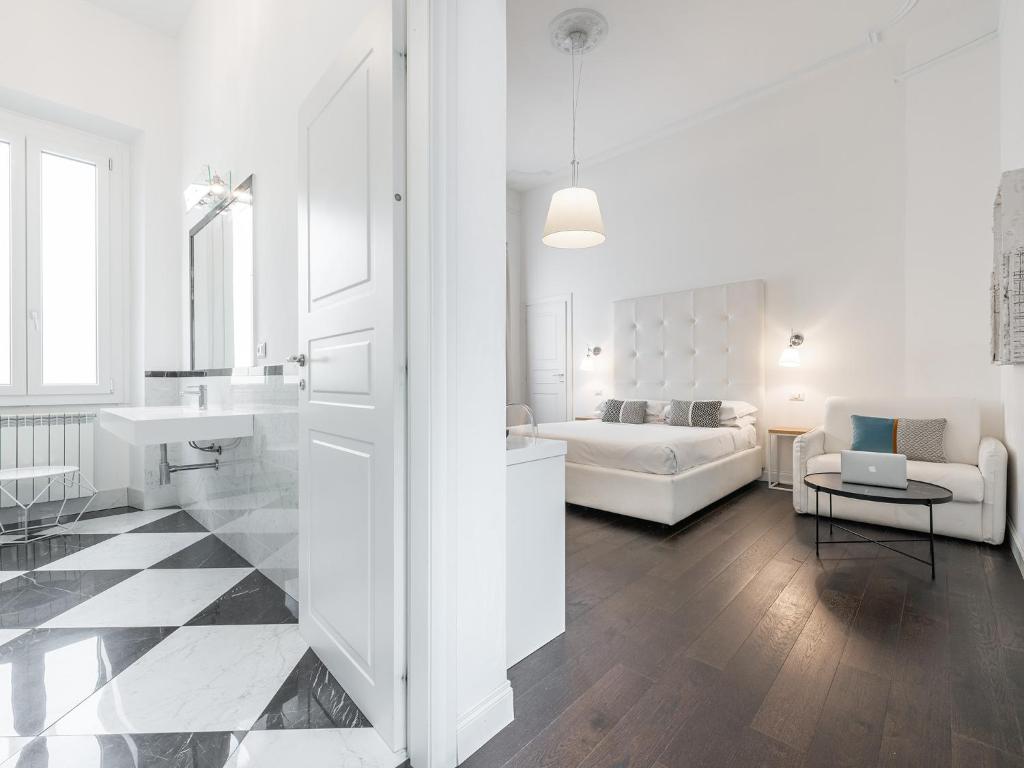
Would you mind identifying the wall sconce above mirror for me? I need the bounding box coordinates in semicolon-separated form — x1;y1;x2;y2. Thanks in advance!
184;165;231;212
190;174;254;370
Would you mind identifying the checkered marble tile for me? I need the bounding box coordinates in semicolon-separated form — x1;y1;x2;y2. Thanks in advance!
0;506;388;768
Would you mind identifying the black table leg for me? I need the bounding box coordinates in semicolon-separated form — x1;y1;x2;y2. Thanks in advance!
829;492;833;536
929;501;935;580
815;489;819;556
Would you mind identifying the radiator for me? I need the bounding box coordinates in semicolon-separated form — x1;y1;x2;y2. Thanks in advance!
0;413;95;507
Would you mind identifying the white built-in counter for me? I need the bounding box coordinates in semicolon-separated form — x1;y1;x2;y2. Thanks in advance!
506;437;567;667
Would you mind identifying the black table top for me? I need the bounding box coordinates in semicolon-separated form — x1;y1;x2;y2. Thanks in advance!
803;472;953;505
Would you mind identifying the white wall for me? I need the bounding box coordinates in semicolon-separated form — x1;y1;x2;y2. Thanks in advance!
178;0;374;367
904;28;1002;436
518;32;1001;447
0;0;181;492
521;52;907;429
1000;0;1024;563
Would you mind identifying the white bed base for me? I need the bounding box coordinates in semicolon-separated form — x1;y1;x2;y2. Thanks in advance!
565;446;763;525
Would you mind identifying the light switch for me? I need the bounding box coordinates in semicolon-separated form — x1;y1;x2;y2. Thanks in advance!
256;342;267;359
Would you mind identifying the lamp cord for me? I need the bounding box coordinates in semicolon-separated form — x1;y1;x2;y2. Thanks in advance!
570;35;585;187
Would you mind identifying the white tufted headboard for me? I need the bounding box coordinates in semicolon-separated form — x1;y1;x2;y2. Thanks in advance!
613;279;765;416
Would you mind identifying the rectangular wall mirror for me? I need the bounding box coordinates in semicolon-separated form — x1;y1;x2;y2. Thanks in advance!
189;174;254;369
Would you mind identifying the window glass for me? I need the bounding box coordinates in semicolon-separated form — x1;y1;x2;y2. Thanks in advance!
40;151;97;386
0;142;10;386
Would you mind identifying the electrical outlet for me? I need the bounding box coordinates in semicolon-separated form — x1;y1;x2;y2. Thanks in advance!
789;392;805;402
594;389;604;397
256;342;267;359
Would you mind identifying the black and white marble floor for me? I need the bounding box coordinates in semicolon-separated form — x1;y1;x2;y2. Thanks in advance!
0;507;404;767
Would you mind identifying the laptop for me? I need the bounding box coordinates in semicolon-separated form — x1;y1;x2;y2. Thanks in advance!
840;450;909;490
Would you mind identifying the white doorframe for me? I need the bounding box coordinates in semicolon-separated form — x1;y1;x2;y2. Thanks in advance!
406;0;510;765
406;0;458;765
524;293;574;421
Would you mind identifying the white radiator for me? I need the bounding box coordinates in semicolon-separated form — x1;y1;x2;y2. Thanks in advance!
0;413;95;507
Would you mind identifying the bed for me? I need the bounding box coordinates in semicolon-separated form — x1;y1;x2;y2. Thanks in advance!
548;279;765;525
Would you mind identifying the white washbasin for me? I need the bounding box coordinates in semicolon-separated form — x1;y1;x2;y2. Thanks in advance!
98;406;257;446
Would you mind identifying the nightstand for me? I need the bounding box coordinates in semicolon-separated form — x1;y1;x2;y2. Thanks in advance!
767;427;809;491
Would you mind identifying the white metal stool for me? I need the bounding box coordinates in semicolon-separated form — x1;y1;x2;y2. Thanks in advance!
0;466;98;541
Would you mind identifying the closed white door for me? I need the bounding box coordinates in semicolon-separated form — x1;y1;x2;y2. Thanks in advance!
297;0;406;752
526;298;570;423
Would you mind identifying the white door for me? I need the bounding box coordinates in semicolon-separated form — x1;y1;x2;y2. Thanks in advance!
297;0;406;752
526;298;570;423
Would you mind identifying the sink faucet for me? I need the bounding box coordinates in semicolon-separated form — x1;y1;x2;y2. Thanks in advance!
182;384;208;410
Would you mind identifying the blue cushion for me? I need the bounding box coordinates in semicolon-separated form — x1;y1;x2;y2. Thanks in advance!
850;415;896;453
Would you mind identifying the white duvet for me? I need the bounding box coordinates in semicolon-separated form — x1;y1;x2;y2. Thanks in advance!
532;420;757;476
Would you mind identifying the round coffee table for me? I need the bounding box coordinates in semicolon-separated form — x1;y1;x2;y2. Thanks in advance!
803;472;953;580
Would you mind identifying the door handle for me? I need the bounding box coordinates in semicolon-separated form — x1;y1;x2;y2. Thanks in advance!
286;354;307;367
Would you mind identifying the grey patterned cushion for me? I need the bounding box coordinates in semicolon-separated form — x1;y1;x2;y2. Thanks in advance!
602;399;624;423
666;400;692;426
895;418;947;463
690;400;722;428
619;400;647;424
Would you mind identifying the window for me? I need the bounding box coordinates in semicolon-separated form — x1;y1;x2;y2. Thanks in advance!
0;110;126;403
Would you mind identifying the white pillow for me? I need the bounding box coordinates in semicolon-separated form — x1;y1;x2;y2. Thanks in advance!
721;414;757;428
719;400;758;421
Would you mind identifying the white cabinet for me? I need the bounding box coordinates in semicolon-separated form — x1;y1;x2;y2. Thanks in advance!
506;438;567;667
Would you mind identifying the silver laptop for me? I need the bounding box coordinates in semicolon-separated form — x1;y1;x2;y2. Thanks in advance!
840;450;908;490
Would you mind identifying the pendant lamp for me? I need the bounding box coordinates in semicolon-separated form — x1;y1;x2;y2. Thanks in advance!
543;9;608;249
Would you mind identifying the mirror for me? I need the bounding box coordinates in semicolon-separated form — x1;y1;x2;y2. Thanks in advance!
189;175;254;369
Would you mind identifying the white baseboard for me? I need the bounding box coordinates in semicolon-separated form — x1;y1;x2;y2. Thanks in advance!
128;485;179;511
456;680;514;763
1009;518;1024;580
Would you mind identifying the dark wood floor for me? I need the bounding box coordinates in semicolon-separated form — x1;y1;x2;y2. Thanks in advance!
462;482;1024;768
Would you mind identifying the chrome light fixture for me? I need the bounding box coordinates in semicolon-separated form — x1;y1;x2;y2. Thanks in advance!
779;331;804;368
543;9;608;249
184;165;231;212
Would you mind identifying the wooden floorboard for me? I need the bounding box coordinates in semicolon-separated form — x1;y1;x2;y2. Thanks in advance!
469;483;1024;768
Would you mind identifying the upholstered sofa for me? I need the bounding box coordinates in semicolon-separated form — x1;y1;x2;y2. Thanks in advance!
792;397;1007;544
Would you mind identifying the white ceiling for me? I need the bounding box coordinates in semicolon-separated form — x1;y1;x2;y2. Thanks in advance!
85;0;195;36
507;0;979;189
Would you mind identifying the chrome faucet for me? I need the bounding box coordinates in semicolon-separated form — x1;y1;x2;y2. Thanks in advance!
182;384;208;410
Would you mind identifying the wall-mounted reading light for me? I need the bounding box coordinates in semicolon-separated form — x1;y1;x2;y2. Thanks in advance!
779;331;804;368
580;344;602;372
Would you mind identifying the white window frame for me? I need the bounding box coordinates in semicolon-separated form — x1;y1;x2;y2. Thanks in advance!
0;109;127;405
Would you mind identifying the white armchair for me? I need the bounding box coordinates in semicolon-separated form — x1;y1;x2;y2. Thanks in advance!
792;397;1007;544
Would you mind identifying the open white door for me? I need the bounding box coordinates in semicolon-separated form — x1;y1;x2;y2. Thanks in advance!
297;0;406;752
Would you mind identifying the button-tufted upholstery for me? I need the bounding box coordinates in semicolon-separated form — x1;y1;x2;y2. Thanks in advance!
613;279;764;410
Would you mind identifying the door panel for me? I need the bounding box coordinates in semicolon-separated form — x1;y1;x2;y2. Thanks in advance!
297;0;405;752
309;332;373;401
307;63;371;305
309;432;372;673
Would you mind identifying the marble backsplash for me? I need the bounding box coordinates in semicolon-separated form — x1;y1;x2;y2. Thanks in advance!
142;369;298;599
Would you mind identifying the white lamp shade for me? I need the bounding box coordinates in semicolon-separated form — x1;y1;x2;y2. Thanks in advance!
543;186;605;248
778;347;801;368
579;355;595;372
